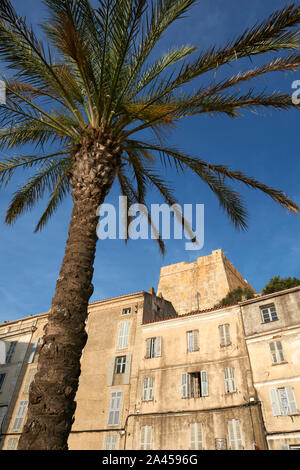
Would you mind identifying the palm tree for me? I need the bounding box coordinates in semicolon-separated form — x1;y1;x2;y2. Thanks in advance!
0;0;299;450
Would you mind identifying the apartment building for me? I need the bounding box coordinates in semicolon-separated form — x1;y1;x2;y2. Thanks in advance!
0;249;299;450
240;286;300;450
0;313;48;450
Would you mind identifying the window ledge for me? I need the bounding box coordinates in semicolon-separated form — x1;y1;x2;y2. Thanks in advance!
271;361;288;366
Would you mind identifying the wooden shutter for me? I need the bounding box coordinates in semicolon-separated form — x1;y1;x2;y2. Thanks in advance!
219;325;226;347
107;391;123;426
123;354;132;385
155;337;162;357
193;330;199;351
181;372;189;398
286;387;298;414
145;339;151;358
200;370;209;397
0;340;6;364
28;339;39;364
187;331;193;352
12;400;28;431
140;425;152;450
105;434;118;450
276;341;285;362
6;438;18;450
117;321;130;349
224;367;236;393
270;388;281;416
107;357;115;386
228;419;243;450
143;378;149;401
190;423;203;450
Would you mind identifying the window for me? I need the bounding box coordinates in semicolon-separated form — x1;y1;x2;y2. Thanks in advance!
270;387;298;416
142;377;154;401
145;337;162;359
117;321;130;350
190;423;204;450
187;330;199;352
6;438;18;450
23;368;37;394
6;341;17;364
224;367;236;393
104;434;118;450
107;355;132;386
261;304;278;323
0;373;6;391
122;308;131;315
115;356;127;374
181;371;208;398
219;324;231;347
140;425;152;450
107;391;123;426
269;341;285;364
228;419;243;450
12;400;28;432
28;339;40;364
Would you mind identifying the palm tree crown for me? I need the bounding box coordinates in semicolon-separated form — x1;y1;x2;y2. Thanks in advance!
0;0;299;246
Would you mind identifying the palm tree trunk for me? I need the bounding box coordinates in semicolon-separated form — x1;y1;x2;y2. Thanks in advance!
18;135;120;450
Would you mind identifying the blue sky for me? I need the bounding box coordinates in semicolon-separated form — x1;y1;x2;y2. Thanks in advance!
0;0;299;323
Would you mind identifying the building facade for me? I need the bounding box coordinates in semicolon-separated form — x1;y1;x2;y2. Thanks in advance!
0;250;299;450
240;286;300;450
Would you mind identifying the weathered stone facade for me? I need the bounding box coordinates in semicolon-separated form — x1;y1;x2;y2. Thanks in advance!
0;250;299;450
157;249;255;315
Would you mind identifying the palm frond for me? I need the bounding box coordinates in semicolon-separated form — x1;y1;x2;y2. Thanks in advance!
5;157;71;224
34;171;70;232
0;151;70;187
117;165;166;254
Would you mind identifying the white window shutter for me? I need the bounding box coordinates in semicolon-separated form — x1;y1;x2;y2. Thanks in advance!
28;339;39;364
0;340;6;365
107;391;123;426
123;354;132;385
107;357;115;386
193;330;199;351
276;341;285;362
143;378;149;401
270;388;281;416
105;434;118;450
155;337;162;357
200;370;209;397
145;339;151;359
224;367;236;393
140;425;152;450
286;387;298;414
219;325;226;347
12;400;28;432
148;377;154;400
181;373;188;398
6;438;19;450
190;423;203;450
117;321;130;350
187;332;193;352
228;419;243;450
225;324;231;345
269;342;277;363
